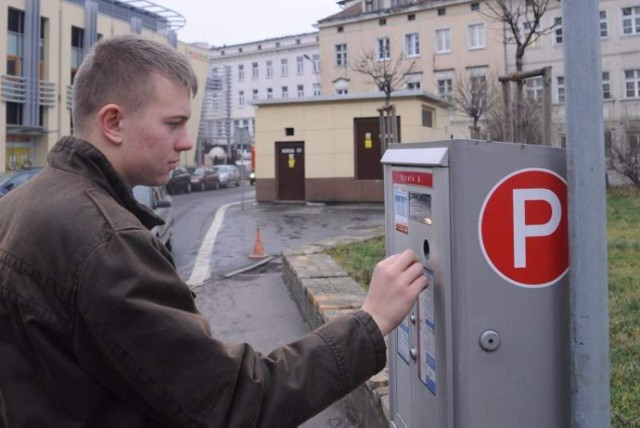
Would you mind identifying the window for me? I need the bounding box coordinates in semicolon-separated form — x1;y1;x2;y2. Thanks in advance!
71;26;84;81
336;89;348;95
238;64;244;81
422;107;434;127
252;62;258;79
8;8;25;77
297;84;304;97
526;77;543;101
435;29;451;53
266;60;273;78
602;71;611;99
408;14;416;21
6;102;23;125
625;69;640;98
252;89;259;101
238;90;245;107
336;43;347;66
379;18;387;26
405;33;420;57
553;17;563;44
281;58;288;76
557;76;565;103
521;21;540;48
407;81;421;90
296;56;304;75
600;11;608;38
281;86;288;98
435;75;453;100
470;2;480;11
622;6;640;36
438;8;446;16
377;37;390;61
468;23;485;49
267;88;273;99
313;83;321;96
311;54;320;74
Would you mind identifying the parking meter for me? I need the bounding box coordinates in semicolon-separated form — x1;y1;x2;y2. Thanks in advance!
381;140;569;428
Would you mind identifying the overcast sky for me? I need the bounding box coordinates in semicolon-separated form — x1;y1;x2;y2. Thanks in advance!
149;0;342;46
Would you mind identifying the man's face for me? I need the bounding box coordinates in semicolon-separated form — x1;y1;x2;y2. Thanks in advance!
119;74;193;187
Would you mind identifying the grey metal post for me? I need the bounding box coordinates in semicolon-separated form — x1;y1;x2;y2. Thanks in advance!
562;1;610;427
542;66;552;146
501;80;513;142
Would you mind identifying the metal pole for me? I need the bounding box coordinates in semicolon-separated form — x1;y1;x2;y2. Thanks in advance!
562;1;610;427
542;66;552;146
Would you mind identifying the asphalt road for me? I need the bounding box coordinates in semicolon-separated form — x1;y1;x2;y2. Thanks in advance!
169;182;385;427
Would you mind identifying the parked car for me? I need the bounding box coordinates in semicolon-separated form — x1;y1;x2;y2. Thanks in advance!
212;164;241;188
132;185;174;251
166;166;192;194
190;166;220;191
0;167;43;198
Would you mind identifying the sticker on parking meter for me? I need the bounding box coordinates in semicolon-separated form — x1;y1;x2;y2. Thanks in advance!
394;187;409;234
397;316;411;365
479;168;569;288
418;267;436;395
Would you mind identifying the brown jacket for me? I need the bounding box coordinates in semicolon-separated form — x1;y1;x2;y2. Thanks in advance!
0;137;386;427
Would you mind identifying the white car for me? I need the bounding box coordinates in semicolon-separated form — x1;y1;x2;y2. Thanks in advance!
212;165;241;187
132;185;174;251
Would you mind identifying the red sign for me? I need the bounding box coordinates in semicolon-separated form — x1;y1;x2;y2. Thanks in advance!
392;171;433;187
479;168;568;288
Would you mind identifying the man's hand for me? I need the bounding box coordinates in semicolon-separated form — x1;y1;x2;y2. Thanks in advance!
361;249;428;336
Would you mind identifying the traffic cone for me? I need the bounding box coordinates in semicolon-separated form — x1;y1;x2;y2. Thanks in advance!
249;226;267;259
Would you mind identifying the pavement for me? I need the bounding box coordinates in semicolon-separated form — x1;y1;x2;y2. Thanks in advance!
189;200;391;427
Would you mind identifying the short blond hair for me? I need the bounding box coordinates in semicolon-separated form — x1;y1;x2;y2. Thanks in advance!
72;34;198;133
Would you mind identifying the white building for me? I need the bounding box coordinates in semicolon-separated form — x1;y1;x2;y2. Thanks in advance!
510;0;640;183
200;32;322;159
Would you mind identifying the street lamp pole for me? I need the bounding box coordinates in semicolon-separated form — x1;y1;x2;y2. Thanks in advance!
303;54;320;95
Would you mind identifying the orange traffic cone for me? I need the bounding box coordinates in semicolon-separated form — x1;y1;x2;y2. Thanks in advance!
249;226;267;259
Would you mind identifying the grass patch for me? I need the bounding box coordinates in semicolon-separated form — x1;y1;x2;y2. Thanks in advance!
327;187;640;426
327;236;384;291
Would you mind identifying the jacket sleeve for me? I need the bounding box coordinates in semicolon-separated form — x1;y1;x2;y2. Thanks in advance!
75;228;386;428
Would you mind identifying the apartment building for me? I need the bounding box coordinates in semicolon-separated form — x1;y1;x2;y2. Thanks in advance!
202;32;322;158
316;0;506;137
511;0;640;160
1;0;209;172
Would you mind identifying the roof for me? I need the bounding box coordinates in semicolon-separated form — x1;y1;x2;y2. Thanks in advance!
318;2;362;24
254;89;450;108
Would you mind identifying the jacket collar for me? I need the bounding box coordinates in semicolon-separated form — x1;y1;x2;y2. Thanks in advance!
47;136;163;229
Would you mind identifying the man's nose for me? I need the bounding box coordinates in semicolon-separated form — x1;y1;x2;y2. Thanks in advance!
178;131;193;152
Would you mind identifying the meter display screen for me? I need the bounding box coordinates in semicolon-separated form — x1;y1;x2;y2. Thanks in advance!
410;193;432;225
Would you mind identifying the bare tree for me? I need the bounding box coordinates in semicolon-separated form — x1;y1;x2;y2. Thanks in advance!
483;95;543;145
609;117;640;190
351;49;416;107
351;49;417;150
481;0;557;142
452;70;499;138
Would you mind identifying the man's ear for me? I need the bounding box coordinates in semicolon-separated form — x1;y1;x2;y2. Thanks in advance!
97;104;123;145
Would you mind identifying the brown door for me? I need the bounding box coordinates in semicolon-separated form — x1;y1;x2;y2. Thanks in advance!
276;141;305;201
354;117;401;180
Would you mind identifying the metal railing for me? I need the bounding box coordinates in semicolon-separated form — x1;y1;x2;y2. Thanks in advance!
0;75;56;107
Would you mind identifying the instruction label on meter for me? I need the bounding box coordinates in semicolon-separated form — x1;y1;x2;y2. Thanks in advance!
418;267;436;395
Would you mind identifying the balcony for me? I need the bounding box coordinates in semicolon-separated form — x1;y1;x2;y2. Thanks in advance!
1;75;56;107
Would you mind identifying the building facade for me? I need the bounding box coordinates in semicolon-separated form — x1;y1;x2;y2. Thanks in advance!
509;0;640;166
316;0;506;138
201;32;322;162
1;0;209;172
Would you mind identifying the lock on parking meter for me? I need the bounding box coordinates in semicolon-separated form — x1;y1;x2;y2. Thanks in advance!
381;140;570;428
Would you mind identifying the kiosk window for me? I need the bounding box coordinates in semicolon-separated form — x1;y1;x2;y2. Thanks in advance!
410;193;432;225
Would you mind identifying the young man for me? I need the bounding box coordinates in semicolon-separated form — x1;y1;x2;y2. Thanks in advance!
0;35;427;427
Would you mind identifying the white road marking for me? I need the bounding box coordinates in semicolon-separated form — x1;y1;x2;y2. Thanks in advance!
187;201;240;287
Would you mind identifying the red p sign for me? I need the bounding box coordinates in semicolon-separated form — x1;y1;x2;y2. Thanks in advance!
479;168;569;288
